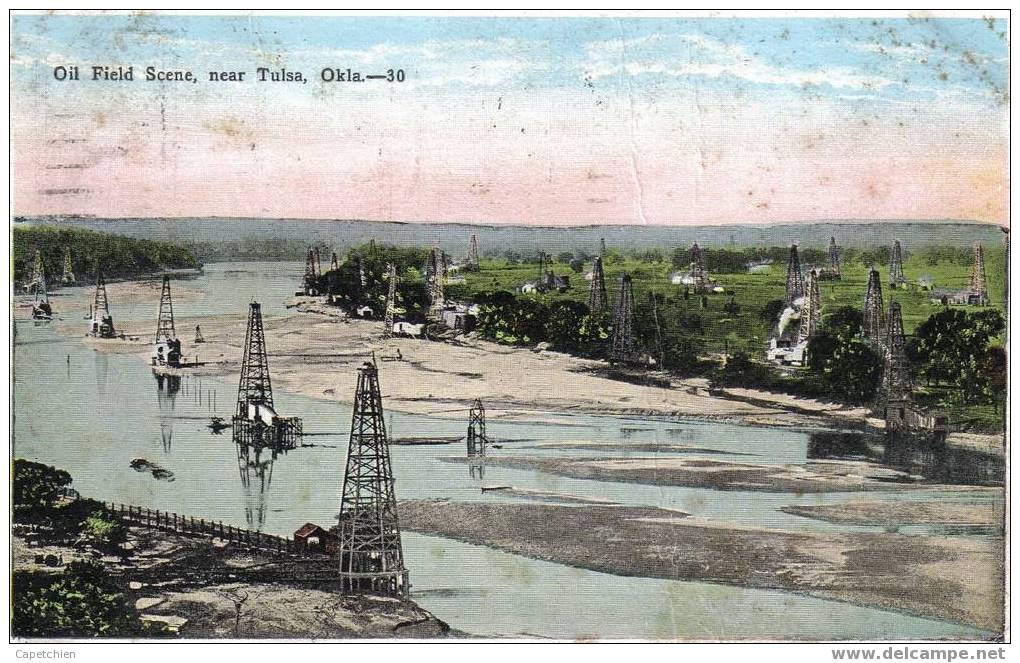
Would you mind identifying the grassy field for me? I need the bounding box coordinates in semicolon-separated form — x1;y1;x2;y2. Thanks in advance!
448;245;1007;356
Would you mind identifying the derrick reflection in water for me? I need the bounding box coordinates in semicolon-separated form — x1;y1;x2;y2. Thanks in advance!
808;432;1004;486
237;442;287;532
155;374;180;454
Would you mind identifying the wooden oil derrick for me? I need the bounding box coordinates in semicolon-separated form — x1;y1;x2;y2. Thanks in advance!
797;270;821;344
611;274;637;363
314;246;322;276
889;240;906;289
331;251;340;271
61;248;76;285
880;301;913;432
467;399;488;456
25;250;44;294
599;237;607;257
690;242;709;292
156;275;176;343
383;263;397;337
89;271;116;338
968;243;989;305
426;248;445;320
194;325;205;343
303;248;319;295
465;234;480;271
862;268;886;343
337;362;409;596
232;302;303;450
31;257;52;320
817;236;841;280
588;256;608;315
784;244;805;306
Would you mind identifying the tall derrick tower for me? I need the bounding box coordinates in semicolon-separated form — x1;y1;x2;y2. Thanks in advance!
880;301;913;432
61;248;76;285
968;243;989;305
784;244;806;306
889;240;907;289
467;399;488;456
331;251;340;271
383;263;397;337
465;234;480;271
826;236;841;279
89;271;116;338
314;246;322;276
690;243;709;292
426;248;445;320
588;257;608;315
599;237;607;258
25;250;44;294
303;248;319;295
31;256;52;319
862;268;886;342
797;270;821;344
155;275;176;343
337;362;409;596
611;274;637;363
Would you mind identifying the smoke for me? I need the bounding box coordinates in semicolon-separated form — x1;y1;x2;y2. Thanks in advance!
777;306;799;335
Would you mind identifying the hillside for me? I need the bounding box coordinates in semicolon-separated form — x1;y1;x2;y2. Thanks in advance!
12;225;200;284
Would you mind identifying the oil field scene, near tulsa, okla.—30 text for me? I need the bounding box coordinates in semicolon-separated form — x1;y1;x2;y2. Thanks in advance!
8;11;1008;642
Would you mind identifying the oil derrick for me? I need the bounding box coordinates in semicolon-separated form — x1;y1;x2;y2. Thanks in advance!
880;302;913;432
599;237;607;257
889;240;906;288
797;270;821;344
30;254;52;319
690;242;709;292
331;251;340;271
467;399;488;456
232;302;302;449
588;256;608;315
383;263;397;337
156;275;176;343
314;246;322;276
194;324;205;343
89;271;116;338
465;234;480;271
784;244;805;306
61;248;76;285
611;274;637;363
862;268;886;342
303;248;319;295
826;236;841;279
25;250;44;294
337;362;409;596
426;248;445;320
968;243;989;305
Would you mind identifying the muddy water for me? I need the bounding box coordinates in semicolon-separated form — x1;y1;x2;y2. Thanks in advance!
11;261;995;639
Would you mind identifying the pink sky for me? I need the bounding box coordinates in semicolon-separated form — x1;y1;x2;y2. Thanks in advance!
12;84;1008;226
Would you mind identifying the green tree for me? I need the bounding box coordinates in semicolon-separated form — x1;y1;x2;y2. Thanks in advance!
907;308;1004;391
13;560;138;637
13;460;71;520
79;515;128;554
806;306;882;403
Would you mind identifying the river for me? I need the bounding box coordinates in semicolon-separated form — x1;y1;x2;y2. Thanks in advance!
12;261;995;639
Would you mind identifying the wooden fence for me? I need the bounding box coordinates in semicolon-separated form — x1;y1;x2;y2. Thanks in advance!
102;502;322;558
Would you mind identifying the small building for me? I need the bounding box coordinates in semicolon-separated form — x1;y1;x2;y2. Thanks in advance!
440;305;477;332
356;305;375;318
519;281;540;294
293;523;335;553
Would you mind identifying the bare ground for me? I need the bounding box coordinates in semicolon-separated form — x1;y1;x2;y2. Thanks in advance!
781;501;1005;528
438;454;1002;493
400;499;1004;635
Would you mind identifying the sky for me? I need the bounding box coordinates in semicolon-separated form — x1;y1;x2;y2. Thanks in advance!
10;12;1010;226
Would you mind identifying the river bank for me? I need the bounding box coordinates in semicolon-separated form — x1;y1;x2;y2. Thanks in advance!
44;280;1004;451
399;499;1003;636
12;522;450;639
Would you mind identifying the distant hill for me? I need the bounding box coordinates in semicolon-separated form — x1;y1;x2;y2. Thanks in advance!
17;216;1006;260
12;225;201;284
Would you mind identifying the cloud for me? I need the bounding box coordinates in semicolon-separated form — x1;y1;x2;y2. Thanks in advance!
583;32;897;91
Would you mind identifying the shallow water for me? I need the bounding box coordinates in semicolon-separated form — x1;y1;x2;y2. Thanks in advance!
12;261;996;640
